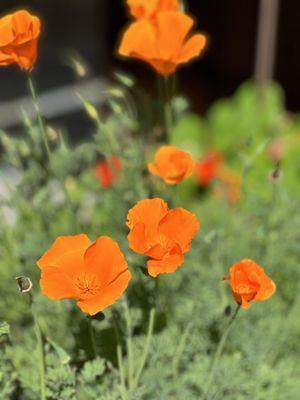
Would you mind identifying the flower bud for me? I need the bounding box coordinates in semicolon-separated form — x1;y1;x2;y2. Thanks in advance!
16;276;33;293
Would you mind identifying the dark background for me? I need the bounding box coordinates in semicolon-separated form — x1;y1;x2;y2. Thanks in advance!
0;0;299;121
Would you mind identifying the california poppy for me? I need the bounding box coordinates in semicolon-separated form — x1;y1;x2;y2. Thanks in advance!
127;0;180;20
94;156;122;189
37;234;131;315
127;198;199;277
0;10;41;71
223;259;276;309
119;11;206;76
148;145;194;185
195;152;223;186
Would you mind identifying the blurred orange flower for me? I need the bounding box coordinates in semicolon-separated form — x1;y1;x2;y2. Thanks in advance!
195;152;222;186
94;156;122;189
37;234;131;315
0;10;40;70
119;11;206;76
223;259;276;309
127;198;199;277
148;145;194;184
127;0;180;20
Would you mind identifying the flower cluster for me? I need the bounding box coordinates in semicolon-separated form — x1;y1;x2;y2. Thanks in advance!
0;3;276;319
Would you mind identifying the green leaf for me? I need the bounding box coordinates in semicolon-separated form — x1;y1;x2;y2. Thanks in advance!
47;337;71;365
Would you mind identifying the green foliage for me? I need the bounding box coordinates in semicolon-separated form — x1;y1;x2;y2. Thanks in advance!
0;79;299;399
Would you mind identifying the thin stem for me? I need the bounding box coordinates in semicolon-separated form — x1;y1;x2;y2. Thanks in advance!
117;345;127;400
87;318;97;358
163;76;173;139
172;321;193;380
29;294;46;400
204;304;241;399
27;74;51;162
123;297;134;390
133;308;156;388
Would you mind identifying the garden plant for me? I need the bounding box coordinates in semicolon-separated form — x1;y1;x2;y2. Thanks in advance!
0;2;300;400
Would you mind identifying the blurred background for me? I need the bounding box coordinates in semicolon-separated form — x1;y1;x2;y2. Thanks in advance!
0;0;299;138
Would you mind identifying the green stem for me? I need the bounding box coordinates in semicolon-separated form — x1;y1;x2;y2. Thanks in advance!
29;294;46;400
117;345;127;400
87;318;97;358
204;304;241;398
123;298;134;390
172;321;193;380
133;308;155;388
163;76;173;139
27;74;51;162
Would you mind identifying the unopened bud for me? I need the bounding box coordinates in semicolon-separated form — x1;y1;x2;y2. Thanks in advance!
16;276;33;293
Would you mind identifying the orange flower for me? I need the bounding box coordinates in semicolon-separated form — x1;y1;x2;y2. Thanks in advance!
148;145;194;185
37;234;131;315
127;0;180;20
223;259;276;309
119;11;206;76
94;156;122;189
215;167;241;205
127;198;199;277
0;10;41;70
195;152;223;186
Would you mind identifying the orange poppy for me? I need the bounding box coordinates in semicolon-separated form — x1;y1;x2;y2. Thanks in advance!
119;11;206;76
223;259;276;309
127;0;180;20
148;145;194;185
37;234;131;315
94;156;122;189
126;198;199;277
195;152;223;186
0;10;41;71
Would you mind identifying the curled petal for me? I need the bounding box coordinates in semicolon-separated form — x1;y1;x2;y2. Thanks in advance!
179;33;206;63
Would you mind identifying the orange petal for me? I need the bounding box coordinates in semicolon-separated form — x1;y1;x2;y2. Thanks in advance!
84;236;129;286
127;0;159;19
147;162;159;176
179;33;206;63
77;269;131;315
12;10;32;35
158;208;200;252
156;11;194;60
40;266;77;300
37;234;90;269
127;197;168;236
119;20;156;60
147;245;184;277
127;222;150;254
0;15;14;46
255;278;276;301
13;39;38;70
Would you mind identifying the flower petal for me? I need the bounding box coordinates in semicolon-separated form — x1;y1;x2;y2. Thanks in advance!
179;33;206;63
156;11;194;60
158;208;200;252
40;266;77;300
84;236;129;286
37;234;90;269
119;20;156;60
147;245;184;277
77;269;131;315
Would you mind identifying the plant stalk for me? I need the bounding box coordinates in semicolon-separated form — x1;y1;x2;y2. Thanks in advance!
204;304;241;398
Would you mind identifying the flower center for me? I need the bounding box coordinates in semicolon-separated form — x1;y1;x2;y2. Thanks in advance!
235;284;254;294
75;273;101;298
